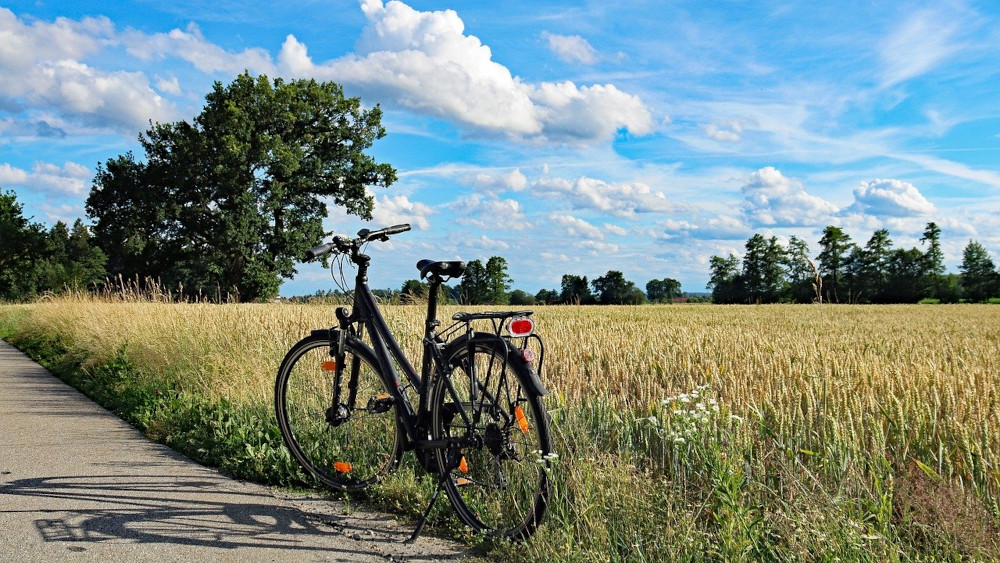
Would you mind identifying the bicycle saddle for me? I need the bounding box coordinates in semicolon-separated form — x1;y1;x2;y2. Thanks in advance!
417;259;467;280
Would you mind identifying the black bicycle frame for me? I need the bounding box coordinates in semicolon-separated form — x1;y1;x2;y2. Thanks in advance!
337;255;465;452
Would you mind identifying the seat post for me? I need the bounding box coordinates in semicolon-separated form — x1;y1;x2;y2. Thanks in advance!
424;276;442;336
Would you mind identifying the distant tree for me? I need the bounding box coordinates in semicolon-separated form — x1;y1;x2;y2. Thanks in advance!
508;289;536;306
919;222;945;299
484;256;512;305
0;190;47;300
858;229;894;303
39;219;106;291
592;270;641;305
783;235;814;303
458;259;488;304
87;72;396;302
741;234;785;303
646;277;682;302
817;226;853;303
400;279;427;298
534;288;560;304
560;274;594;304
885;247;924;303
959;240;998;301
707;254;742;304
458;256;511;304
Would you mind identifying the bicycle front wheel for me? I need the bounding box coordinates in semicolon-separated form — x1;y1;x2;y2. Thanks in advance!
275;332;402;491
431;335;552;540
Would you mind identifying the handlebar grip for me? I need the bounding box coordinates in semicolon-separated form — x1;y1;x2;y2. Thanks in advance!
305;242;336;260
383;223;411;235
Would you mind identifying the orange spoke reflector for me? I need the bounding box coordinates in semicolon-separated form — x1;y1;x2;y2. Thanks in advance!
334;461;352;473
321;361;337;371
455;478;471;487
514;406;530;434
459;456;469;473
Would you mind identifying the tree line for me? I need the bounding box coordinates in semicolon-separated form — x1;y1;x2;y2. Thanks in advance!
708;223;1000;304
392;256;685;306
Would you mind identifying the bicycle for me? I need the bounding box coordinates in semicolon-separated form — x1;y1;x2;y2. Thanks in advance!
274;224;553;541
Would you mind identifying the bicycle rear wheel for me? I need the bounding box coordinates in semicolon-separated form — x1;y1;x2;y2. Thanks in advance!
275;332;402;491
431;335;552;539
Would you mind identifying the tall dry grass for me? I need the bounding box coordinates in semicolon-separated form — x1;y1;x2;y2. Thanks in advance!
2;297;998;559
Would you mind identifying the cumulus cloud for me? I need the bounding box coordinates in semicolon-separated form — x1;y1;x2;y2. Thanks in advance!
844;178;935;217
468;168;528;194
532;175;675;218
451;195;529;230
703;120;744;142
371;193;435;229
542;32;598;65
660;215;749;240
0;161;91;196
123;22;276;76
287;0;652;144
741;166;838;227
549;213;604;240
0;9;173;131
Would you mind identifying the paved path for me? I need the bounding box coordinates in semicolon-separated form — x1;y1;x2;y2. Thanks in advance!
0;339;469;561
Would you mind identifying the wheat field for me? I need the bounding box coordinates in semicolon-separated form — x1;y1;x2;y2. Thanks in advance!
2;299;998;559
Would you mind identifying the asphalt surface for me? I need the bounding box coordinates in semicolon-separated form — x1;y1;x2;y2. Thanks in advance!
0;339;468;561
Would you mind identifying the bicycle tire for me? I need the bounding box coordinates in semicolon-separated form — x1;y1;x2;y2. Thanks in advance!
431;334;552;540
275;332;402;491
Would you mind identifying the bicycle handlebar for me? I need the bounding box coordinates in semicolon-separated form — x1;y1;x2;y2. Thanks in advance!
304;224;411;261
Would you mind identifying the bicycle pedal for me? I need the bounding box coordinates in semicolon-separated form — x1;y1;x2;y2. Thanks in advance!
454;477;472;487
367;393;395;413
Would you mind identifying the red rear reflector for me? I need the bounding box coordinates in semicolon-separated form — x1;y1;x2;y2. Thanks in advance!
508;317;534;337
514;406;530;434
321;361;337;371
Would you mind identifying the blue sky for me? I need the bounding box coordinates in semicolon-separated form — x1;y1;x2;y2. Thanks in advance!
3;1;1000;296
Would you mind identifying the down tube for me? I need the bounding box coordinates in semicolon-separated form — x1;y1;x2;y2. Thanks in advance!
357;287;421;399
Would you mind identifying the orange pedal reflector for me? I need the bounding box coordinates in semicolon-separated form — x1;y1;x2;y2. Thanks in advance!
459;456;469;473
455;478;471;487
321;361;337;371
514;406;530;434
334;461;352;473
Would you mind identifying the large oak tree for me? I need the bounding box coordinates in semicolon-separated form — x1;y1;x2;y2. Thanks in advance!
87;72;396;302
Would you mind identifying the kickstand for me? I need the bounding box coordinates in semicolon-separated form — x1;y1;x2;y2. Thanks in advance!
405;468;452;543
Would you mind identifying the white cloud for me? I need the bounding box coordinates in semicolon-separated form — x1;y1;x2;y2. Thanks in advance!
878;9;964;87
741;166;838;227
604;223;627;237
0;9;173;131
542;32;598;65
549;213;603;240
844;178;935;217
155;74;182;95
287;0;652;144
0;163;30;185
703;120;744;142
123;22;276;75
0;161;90;196
451;195;529;230
468;168;528;193
371;193;435;229
532;175;675;217
660;214;749;240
